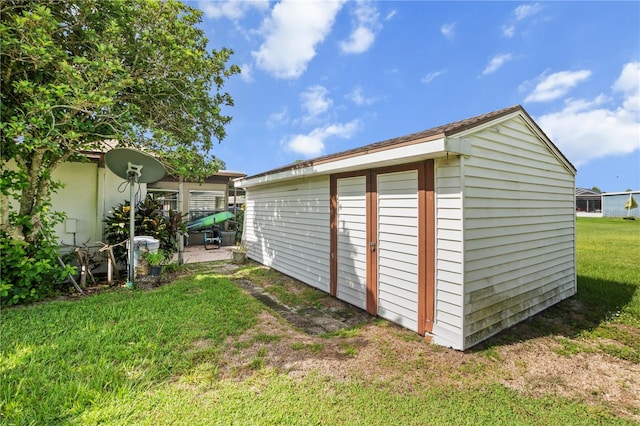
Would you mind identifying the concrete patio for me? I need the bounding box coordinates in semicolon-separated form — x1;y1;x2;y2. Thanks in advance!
175;244;235;264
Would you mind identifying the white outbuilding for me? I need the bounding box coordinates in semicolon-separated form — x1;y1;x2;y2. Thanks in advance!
235;105;577;350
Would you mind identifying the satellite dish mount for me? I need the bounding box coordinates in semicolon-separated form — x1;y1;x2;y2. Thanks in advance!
127;162;143;179
105;148;166;287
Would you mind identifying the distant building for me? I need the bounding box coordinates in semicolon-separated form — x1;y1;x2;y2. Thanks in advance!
602;191;640;218
575;188;602;217
44;151;244;250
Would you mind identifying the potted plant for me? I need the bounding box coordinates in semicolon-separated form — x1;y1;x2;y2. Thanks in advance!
232;241;247;263
144;251;166;276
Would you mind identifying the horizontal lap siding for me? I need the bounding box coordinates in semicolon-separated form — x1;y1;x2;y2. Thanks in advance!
244;176;330;292
432;157;464;349
462;117;576;348
336;176;368;309
377;171;419;332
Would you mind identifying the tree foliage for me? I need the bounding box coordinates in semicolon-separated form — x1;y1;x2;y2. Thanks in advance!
1;0;239;243
0;212;74;306
0;0;239;303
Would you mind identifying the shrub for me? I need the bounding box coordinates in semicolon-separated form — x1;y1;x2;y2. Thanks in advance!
0;229;74;306
103;194;185;264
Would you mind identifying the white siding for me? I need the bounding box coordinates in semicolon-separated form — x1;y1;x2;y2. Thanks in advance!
51;162;99;249
50;162;125;248
432;156;465;349
377;170;419;332
244;176;330;292
462;116;576;348
240;110;576;351
336;176;368;309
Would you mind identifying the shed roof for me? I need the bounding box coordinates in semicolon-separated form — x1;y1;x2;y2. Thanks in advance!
238;105;575;186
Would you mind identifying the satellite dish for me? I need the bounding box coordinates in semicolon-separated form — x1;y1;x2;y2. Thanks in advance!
104;148;167;288
105;148;166;183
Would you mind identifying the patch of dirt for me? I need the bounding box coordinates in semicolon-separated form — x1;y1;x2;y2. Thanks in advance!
218;281;640;422
498;339;640;420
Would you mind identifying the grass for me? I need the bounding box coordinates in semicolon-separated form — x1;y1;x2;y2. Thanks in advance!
574;218;640;361
0;275;261;424
576;218;639;320
476;217;639;363
1;218;638;424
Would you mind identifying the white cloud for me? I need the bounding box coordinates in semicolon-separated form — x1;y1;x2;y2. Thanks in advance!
252;0;346;79
613;62;640;94
536;62;640;167
502;3;544;38
239;63;254;83
340;1;380;54
300;85;333;121
481;53;513;76
525;70;591;103
285;120;360;157
340;27;375;54
347;86;375;105
384;10;397;21
514;3;543;21
267;107;289;128
440;23;455;40
613;62;640;112
422;70;445;84
200;0;269;20
502;25;515;38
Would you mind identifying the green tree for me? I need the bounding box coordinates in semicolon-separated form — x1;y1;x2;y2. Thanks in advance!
1;0;238;242
0;0;239;302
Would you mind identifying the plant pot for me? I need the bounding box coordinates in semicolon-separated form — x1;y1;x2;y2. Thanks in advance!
136;261;150;276
150;265;162;277
232;250;246;263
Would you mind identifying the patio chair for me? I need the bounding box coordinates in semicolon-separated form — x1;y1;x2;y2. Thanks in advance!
203;225;222;250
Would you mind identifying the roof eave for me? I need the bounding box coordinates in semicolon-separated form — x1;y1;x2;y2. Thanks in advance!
237;135;461;188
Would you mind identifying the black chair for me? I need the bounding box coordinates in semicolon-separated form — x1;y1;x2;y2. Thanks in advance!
203;226;222;250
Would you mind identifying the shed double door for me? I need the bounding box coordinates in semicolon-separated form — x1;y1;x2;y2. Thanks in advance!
330;161;434;335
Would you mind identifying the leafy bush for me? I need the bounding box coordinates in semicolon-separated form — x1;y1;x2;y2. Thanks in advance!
104;194;185;264
233;205;245;244
0;229;74;307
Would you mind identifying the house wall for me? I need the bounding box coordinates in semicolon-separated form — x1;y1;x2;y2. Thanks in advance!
460;116;576;348
51;162;99;250
51;161;136;251
148;180;229;217
602;192;640;218
432;156;465;349
244;175;331;293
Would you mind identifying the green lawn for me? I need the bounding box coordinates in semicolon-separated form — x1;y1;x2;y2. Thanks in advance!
1;218;638;425
575;218;640;361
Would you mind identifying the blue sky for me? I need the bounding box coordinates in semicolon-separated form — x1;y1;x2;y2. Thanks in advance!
194;1;639;192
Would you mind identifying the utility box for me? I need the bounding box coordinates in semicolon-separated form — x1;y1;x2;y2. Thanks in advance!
65;218;77;234
126;236;160;272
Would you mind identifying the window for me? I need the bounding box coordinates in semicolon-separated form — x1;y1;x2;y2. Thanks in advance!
188;190;225;221
147;190;179;216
